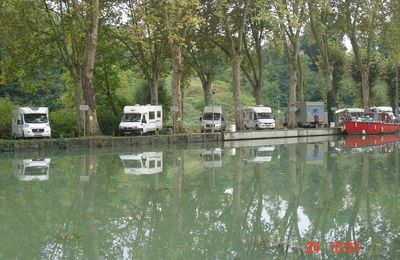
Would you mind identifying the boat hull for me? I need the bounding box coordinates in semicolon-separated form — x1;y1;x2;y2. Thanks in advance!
343;121;400;134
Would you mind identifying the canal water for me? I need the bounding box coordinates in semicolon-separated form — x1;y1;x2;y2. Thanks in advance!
0;136;399;259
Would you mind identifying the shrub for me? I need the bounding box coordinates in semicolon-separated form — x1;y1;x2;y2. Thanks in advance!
0;98;16;139
49;109;77;138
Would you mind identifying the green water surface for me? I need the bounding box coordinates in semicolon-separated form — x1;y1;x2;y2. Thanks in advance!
0;136;399;259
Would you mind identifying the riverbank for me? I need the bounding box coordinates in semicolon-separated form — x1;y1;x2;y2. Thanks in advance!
0;128;340;152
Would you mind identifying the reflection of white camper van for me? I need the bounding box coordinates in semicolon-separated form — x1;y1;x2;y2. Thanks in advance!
12;107;51;138
200;106;226;132
13;158;51;181
244;145;275;163
119;152;163;175
119;105;162;135
243;106;275;129
201;148;223;168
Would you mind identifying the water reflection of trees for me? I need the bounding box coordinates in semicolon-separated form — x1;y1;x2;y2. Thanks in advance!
1;142;400;258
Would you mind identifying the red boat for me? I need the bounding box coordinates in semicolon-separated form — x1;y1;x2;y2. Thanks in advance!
343;107;400;135
343;134;400;148
343;120;400;135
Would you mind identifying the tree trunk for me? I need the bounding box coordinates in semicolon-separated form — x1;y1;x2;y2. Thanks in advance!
395;65;399;117
326;64;336;123
360;69;371;110
232;50;243;129
170;44;184;133
202;79;212;106
288;57;298;129
297;52;304;102
81;0;101;136
71;67;84;136
254;83;262;105
255;39;263;105
149;68;160;105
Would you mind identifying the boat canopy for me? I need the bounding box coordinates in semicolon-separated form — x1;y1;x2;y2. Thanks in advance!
335;108;364;114
370;106;393;112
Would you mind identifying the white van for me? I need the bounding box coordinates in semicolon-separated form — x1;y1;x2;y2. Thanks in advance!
242;106;275;129
13;158;51;181
119;152;163;175
119;105;162;135
11;107;51;138
200;106;226;132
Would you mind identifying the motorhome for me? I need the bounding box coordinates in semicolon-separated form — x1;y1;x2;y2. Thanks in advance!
119;152;163;175
242;106;275;129
11;107;51;138
200;106;226;132
13;158;51;181
119;105;162;135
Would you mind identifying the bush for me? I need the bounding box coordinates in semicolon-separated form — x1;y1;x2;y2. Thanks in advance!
0;98;16;139
49;109;77;138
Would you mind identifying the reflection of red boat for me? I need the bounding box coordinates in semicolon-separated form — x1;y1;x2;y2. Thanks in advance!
343;134;400;148
343;121;400;135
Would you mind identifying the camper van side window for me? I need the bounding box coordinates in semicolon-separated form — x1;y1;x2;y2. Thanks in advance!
149;111;155;120
157;111;161;118
253;113;257;120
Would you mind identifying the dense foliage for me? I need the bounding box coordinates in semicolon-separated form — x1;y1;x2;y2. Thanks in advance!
0;0;399;137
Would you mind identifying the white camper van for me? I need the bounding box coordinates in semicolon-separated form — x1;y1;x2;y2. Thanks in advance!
119;105;162;135
200;106;226;132
242;106;275;129
13;158;51;181
11;107;51;138
119;152;163;175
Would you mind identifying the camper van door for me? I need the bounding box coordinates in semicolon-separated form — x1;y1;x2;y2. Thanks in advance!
12;110;24;138
147;110;157;133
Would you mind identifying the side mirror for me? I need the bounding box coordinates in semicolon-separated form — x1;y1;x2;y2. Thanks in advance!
199;117;202;121
222;117;225;121
142;119;147;124
17;120;22;125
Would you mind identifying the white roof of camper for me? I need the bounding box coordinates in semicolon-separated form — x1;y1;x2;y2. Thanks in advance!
123;105;161;114
335;108;364;114
245;106;272;113
17;107;48;114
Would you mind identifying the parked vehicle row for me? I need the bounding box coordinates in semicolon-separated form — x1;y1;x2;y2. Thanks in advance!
11;102;400;139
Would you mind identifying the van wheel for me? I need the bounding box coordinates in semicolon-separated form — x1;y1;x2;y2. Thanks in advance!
256;125;259;130
139;129;143;136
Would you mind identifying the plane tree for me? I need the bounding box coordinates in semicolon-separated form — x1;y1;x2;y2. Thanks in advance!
272;0;307;128
338;0;386;110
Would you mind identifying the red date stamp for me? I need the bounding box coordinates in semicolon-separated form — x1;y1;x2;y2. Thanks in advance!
306;241;360;254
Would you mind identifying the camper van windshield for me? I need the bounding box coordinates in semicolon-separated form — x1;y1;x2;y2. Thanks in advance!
24;114;48;123
122;113;142;122
203;113;220;120
257;113;272;119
